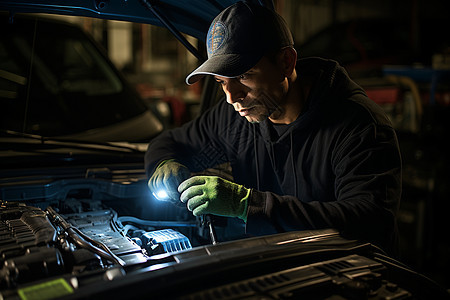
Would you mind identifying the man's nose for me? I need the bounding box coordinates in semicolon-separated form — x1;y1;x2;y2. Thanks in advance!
223;80;245;104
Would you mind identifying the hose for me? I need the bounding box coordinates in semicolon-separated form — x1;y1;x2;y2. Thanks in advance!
46;206;125;266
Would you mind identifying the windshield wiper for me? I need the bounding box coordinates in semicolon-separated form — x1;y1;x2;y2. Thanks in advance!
1;129;145;153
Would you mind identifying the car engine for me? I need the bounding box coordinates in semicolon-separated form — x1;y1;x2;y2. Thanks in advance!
0;199;196;291
0;166;448;300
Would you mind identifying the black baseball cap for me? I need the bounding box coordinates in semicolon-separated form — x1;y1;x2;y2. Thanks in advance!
186;1;294;85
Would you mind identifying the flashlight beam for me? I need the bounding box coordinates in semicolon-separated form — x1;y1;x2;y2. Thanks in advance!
153;190;169;201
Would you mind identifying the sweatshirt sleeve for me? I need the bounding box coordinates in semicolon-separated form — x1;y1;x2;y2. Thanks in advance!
246;106;402;254
144;100;237;177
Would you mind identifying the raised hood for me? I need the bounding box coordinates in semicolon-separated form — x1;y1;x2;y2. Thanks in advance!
0;0;273;41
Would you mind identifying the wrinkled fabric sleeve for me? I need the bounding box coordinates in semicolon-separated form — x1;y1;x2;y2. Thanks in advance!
145;100;236;178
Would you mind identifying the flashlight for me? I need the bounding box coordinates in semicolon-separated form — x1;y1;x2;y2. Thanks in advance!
153;189;169;201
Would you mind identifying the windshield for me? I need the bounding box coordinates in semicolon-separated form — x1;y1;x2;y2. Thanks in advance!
0;15;148;137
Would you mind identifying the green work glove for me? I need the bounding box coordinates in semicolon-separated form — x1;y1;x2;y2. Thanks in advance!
148;159;190;205
178;176;250;222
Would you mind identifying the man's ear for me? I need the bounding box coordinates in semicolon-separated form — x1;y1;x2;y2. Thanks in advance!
278;47;297;77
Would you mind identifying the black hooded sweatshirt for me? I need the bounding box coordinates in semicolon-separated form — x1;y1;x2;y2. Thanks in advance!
145;57;402;255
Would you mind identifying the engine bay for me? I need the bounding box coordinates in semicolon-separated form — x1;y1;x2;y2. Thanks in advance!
0;167;448;299
0;163;210;294
0;199;196;290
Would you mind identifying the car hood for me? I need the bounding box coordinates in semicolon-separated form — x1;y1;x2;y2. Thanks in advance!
0;0;260;41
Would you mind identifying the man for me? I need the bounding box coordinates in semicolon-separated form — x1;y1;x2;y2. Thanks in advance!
145;1;402;254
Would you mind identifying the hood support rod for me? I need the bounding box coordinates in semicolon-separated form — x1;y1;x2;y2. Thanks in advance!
141;0;205;62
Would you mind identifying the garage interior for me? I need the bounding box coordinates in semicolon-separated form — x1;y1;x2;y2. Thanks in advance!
28;0;450;291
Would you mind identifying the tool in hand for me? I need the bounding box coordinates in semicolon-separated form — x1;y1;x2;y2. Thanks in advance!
153;188;218;245
202;214;218;245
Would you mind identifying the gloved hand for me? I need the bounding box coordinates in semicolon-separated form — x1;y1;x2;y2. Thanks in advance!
178;176;250;222
148;159;190;205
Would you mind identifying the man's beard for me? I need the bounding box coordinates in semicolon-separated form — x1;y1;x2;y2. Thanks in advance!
245;91;283;123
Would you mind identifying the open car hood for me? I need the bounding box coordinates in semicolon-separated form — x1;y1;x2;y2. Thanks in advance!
0;0;272;41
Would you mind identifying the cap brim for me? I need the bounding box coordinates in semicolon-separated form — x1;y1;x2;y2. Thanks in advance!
185;53;262;85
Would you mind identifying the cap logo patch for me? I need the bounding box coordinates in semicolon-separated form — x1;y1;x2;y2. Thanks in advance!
207;21;227;57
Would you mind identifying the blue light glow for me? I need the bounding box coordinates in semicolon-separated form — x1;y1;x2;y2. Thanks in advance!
153;190;169;201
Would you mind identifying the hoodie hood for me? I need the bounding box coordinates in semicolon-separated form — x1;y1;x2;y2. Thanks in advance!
255;57;369;197
258;57;367;144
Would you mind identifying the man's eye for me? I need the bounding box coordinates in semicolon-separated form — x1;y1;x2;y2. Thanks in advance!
239;73;252;81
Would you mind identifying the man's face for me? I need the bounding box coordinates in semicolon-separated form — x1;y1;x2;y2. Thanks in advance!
214;55;288;123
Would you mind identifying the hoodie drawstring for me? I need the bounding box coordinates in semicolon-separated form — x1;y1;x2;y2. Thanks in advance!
290;131;298;197
253;124;260;190
254;124;298;198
